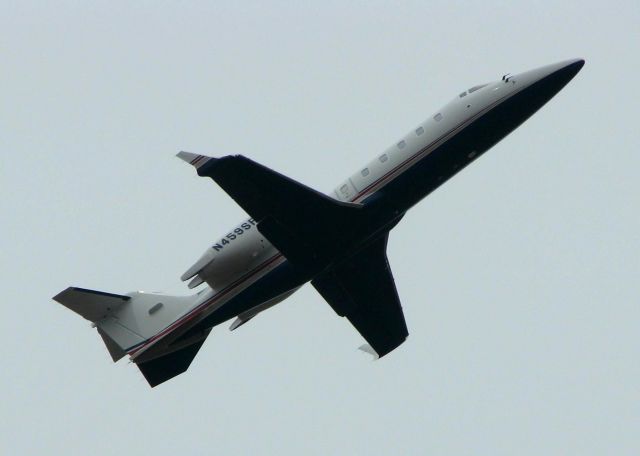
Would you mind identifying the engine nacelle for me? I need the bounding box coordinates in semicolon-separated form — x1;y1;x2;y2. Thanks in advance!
181;218;275;289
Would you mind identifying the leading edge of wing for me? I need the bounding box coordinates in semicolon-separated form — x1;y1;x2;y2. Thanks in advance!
178;152;362;270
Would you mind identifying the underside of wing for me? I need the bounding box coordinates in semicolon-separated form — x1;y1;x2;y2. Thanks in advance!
180;153;362;270
311;234;408;357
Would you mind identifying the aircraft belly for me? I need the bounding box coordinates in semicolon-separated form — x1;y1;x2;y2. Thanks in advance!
230;287;301;330
171;258;309;343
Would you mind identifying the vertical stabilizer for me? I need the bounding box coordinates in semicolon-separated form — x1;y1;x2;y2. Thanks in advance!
53;287;198;361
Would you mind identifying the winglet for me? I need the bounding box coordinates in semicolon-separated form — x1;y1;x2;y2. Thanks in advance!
358;344;379;360
176;151;215;170
229;316;253;331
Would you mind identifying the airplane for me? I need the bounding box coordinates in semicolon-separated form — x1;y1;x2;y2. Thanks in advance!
54;58;585;387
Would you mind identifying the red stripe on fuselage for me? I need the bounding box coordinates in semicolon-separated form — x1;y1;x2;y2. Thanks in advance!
128;253;285;357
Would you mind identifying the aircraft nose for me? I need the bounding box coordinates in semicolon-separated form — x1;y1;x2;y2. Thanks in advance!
556;58;585;81
514;58;585;88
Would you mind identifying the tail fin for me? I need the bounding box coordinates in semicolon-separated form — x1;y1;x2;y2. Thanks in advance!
53;287;196;362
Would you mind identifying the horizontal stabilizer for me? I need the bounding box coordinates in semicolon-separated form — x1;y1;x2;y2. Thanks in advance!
53;287;130;322
137;338;207;387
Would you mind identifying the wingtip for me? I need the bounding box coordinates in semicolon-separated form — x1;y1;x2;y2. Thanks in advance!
229;317;243;331
52;287;72;304
358;344;379;360
177;151;215;169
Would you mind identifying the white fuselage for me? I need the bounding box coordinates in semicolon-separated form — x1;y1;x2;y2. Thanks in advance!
128;59;582;361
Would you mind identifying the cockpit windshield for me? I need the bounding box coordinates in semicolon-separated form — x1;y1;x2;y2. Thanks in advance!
459;83;489;98
468;84;488;93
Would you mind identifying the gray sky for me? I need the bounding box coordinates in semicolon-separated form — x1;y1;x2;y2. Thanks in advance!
2;2;638;455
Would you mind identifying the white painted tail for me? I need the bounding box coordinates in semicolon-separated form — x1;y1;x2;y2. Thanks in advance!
53;287;196;361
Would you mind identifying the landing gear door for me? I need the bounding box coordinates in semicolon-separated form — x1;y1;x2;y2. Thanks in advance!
335;180;356;202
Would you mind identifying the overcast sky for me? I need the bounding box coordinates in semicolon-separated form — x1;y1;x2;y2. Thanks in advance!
2;2;638;455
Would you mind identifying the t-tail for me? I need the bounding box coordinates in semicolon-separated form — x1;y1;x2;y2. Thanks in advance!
53;287;207;387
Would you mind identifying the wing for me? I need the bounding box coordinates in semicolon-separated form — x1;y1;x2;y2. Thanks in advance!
178;152;408;356
178;152;362;270
311;234;408;357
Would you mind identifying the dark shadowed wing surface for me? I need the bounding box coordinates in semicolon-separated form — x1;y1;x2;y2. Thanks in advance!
311;234;408;357
195;155;363;269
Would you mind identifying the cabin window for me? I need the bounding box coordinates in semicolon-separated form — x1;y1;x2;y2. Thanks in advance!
459;91;467;98
361;168;370;177
379;153;388;163
340;184;348;193
415;126;424;135
434;113;443;121
397;140;406;149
